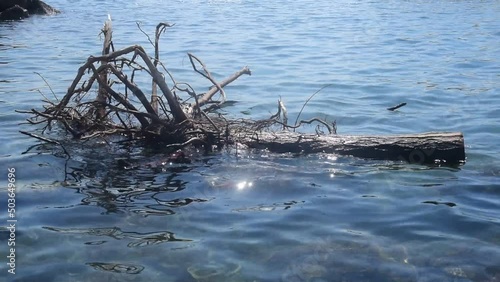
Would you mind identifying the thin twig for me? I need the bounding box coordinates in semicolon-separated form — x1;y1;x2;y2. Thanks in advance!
200;110;220;133
294;84;333;127
33;89;54;105
136;22;155;47
80;129;122;140
34;72;59;102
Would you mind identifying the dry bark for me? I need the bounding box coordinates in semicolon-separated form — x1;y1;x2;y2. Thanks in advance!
95;16;113;120
234;131;465;164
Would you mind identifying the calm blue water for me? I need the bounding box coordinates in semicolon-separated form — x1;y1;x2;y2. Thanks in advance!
1;0;499;281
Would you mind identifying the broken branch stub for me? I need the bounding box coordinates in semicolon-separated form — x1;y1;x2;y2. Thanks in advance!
95;15;113;120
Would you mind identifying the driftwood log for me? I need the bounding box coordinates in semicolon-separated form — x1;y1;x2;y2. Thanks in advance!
237;131;465;164
19;20;466;166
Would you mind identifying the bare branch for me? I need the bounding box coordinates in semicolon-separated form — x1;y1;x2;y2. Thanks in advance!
134;46;188;123
90;64;151;127
152;22;174;114
136;21;155;47
34;72;59;102
193;66;251;109
165;137;204;149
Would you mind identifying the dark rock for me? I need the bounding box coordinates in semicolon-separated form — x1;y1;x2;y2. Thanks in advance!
0;0;58;21
0;1;26;12
25;0;59;15
0;5;28;20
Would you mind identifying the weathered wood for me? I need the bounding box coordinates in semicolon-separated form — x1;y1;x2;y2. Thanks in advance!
193;66;251;109
96;15;112;120
236;131;465;164
134;47;189;123
150;23;173;114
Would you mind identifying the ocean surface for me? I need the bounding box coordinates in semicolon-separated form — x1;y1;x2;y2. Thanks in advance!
0;0;499;281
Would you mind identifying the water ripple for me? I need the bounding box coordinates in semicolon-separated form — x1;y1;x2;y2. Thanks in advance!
1;0;499;281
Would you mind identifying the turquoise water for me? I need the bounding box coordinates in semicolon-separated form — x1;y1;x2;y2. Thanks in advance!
1;0;499;281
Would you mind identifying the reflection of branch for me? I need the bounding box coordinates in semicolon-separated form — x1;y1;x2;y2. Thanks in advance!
19;131;70;159
86;262;144;274
43;226;192;248
127;231;191;247
152;196;208;208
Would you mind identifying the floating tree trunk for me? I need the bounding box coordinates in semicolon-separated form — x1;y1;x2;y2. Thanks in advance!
234;131;465;164
19;20;466;165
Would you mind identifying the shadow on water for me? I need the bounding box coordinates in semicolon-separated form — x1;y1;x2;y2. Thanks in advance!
28;137;217;215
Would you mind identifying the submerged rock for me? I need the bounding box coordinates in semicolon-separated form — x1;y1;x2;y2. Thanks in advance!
187;261;242;282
